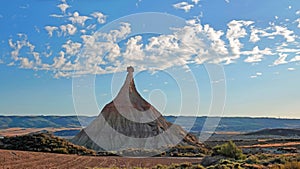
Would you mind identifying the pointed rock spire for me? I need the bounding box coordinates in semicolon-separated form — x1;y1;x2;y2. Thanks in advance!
71;66;203;153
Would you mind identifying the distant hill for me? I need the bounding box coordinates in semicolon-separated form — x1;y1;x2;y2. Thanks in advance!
0;131;95;155
244;128;300;137
165;116;300;132
0;116;95;129
0;116;299;133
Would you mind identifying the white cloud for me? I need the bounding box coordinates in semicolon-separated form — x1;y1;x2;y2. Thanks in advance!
7;15;299;78
143;89;149;93
59;24;77;36
91;12;106;24
226;20;254;58
203;24;228;55
7;62;15;66
45;26;58;37
290;56;300;62
173;2;194;12
243;46;273;63
256;72;262;76
52;51;66;69
57;3;70;14
296;10;300;15
62;40;82;56
101;22;131;42
287;67;295;71
192;0;200;5
19;57;33;68
249;25;296;44
295;18;300;28
68;11;91;26
273;26;296;42
8;35;35;61
259;25;296;43
225;0;230;3
250;72;262;78
32;52;41;65
123;36;144;61
273;53;288;65
249;27;265;43
0;59;4;64
50;14;65;18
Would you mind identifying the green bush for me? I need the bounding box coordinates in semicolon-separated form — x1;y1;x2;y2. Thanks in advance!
212;141;245;160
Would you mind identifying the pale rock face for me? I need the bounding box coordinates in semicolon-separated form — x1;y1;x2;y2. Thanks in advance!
71;67;202;152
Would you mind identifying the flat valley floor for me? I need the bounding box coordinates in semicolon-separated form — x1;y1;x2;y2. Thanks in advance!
0;149;203;169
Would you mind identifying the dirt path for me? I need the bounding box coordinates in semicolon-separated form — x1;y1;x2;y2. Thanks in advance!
0;149;203;169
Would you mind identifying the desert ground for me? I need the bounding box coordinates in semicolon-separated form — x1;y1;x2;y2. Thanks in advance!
0;149;203;169
0;128;81;137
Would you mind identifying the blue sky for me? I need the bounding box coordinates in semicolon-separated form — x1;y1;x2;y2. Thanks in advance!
0;0;299;118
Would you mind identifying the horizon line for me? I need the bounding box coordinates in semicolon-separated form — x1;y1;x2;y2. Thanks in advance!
0;114;299;120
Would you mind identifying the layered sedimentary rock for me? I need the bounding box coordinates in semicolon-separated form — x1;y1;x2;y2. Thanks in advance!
72;66;203;152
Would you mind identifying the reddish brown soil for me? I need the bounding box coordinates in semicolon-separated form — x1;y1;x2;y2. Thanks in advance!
0;149;202;169
240;142;300;148
0;128;81;137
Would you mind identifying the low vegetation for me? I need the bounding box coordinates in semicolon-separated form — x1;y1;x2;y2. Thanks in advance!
212;140;245;160
0;131;95;155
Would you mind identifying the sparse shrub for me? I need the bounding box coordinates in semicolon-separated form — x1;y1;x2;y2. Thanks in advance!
245;155;259;164
53;148;68;154
212;141;245;160
270;161;300;169
282;161;300;169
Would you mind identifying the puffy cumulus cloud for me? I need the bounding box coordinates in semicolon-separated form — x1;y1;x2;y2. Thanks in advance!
272;26;296;42
290;55;300;62
173;2;194;12
123;36;144;61
8;34;36;61
57;3;70;14
59;24;77;36
20;57;34;69
226;20;254;59
69;11;91;26
7;14;299;78
74;22;234;75
45;26;58;37
203;24;228;55
249;27;264;43
62;40;82;56
101;22;131;42
91;12;106;24
52;51;66;69
254;25;296;43
243;46;273;63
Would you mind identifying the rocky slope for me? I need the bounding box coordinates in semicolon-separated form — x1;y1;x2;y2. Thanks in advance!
72;67;204;153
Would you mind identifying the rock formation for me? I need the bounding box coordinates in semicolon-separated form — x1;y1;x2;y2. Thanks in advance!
72;66;203;153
